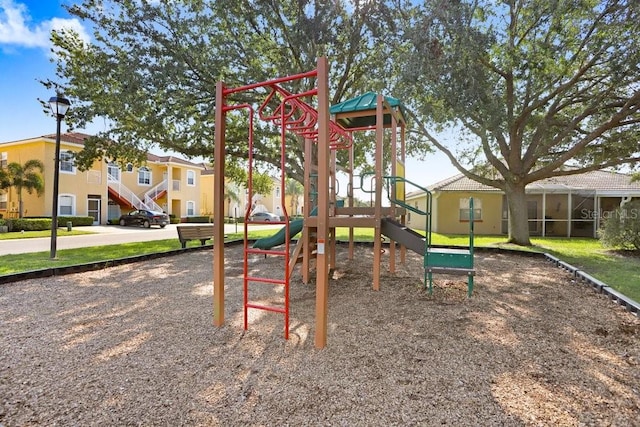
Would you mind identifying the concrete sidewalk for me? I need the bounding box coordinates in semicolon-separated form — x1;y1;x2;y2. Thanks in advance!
0;223;280;256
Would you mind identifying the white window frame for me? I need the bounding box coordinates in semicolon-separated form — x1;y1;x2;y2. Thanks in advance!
0;152;7;169
0;192;7;210
459;197;482;221
125;163;134;173
107;162;120;181
59;194;76;216
60;152;76;174
186;170;196;186
138;166;152;186
186;200;196;216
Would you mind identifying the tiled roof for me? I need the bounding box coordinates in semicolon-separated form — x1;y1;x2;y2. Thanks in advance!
428;174;500;192
4;132;203;168
531;170;640;191
41;132;93;145
147;153;203;168
428;170;640;193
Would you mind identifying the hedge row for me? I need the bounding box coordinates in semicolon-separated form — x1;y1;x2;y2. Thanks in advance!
0;216;94;232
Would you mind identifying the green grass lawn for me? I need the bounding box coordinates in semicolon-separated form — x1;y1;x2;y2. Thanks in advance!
1;228;638;303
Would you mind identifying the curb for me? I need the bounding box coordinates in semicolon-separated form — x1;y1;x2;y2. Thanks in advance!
543;253;639;316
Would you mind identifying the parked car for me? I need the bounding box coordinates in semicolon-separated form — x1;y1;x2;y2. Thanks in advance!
249;211;280;222
118;209;169;228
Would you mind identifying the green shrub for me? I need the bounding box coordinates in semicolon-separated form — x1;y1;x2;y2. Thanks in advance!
57;216;94;227
8;218;51;231
4;216;96;231
598;200;640;250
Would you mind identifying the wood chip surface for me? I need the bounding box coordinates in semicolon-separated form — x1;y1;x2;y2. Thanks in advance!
1;244;639;426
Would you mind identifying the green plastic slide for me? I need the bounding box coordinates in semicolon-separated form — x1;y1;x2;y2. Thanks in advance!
252;218;304;249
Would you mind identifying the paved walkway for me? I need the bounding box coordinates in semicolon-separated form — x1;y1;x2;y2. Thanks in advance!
0;223;280;256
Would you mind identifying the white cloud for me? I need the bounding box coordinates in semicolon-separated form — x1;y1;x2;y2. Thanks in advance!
0;0;90;49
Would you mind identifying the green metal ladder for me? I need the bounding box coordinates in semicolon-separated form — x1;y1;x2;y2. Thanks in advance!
383;176;476;297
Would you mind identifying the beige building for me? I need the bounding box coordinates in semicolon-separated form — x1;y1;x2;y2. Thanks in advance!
200;171;302;221
200;166;246;219
252;176;304;219
1;133;204;224
406;170;640;238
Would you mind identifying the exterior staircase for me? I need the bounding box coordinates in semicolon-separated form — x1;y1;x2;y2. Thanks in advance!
145;180;167;202
107;174;163;212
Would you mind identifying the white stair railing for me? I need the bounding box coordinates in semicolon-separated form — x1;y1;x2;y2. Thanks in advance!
145;179;168;202
107;174;151;211
144;195;163;212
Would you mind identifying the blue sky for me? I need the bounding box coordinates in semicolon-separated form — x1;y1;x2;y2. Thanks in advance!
0;0;459;189
0;0;94;142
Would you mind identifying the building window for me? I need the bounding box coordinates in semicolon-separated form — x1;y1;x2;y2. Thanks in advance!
187;170;195;186
59;194;75;215
125;163;133;172
60;152;75;174
186;201;195;216
138;167;151;186
459;197;482;221
0;152;7;169
0;193;7;210
275;186;280;198
107;162;120;181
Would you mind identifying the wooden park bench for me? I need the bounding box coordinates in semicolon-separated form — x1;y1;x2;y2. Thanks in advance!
176;224;215;248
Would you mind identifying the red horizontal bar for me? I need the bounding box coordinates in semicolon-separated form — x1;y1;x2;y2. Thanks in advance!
246;248;288;256
224;70;317;95
246;303;286;314
245;276;286;285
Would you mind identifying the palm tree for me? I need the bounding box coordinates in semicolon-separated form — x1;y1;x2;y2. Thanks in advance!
0;160;45;218
285;178;303;216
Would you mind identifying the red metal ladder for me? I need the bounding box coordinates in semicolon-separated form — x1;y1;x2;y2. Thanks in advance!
242;224;292;339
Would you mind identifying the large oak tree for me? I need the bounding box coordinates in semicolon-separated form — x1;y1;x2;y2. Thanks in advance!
43;0;418;189
395;0;640;245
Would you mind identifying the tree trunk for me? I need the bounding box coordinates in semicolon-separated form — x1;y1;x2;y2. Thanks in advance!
506;182;532;246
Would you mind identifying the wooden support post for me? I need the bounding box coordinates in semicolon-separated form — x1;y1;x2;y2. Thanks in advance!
213;81;226;326
348;137;355;260
372;94;384;291
389;104;397;274
329;149;337;270
302;136;313;284
400;123;407;264
315;57;330;349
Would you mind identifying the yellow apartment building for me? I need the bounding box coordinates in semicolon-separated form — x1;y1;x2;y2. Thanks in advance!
406;171;640;238
0;133;204;224
200;166;246;219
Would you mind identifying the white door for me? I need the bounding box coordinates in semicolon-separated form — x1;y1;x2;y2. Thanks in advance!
88;198;101;225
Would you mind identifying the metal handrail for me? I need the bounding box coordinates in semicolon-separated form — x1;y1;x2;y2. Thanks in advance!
145;179;167;202
107;173;153;211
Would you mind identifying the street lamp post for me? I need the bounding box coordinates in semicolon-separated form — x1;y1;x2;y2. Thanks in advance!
48;95;71;259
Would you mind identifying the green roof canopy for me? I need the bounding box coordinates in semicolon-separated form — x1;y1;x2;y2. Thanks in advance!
329;91;407;129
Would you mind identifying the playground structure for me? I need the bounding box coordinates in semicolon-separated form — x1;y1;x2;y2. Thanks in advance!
213;57;475;349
